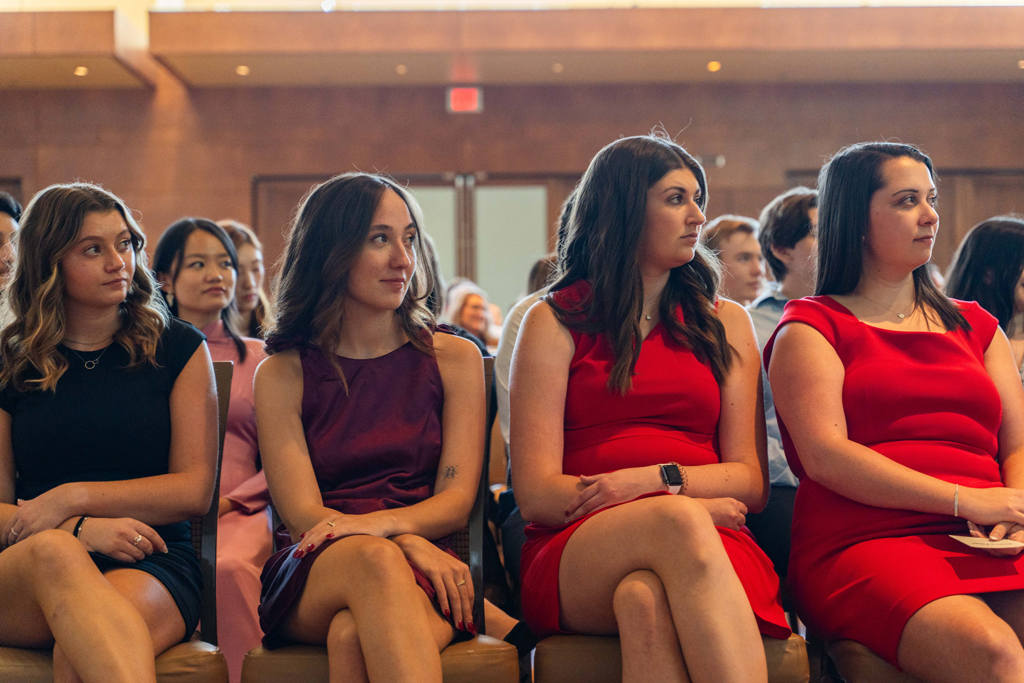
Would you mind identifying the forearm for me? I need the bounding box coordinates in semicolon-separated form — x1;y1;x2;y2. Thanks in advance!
62;472;213;525
806;440;957;516
1001;450;1024;490
516;472;597;527
377;489;475;541
681;461;766;510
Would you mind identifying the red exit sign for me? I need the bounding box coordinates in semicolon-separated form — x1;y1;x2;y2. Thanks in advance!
446;87;483;114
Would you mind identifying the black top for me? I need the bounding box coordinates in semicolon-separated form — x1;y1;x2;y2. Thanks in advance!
0;318;206;543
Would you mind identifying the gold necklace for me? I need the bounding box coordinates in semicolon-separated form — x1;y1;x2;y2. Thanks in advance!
857;292;914;320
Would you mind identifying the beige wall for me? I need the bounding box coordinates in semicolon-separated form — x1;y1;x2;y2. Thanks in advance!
1;69;1022;268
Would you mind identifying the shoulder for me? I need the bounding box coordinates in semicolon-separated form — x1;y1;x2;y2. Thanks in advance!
547;280;590;311
242;336;269;363
254;349;303;388
951;298;999;348
433;329;483;366
163;317;206;348
715;299;758;354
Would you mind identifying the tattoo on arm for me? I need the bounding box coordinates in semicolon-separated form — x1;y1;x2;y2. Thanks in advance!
443;465;458;480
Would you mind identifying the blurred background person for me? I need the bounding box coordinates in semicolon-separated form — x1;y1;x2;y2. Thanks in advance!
444;281;499;351
218;220;270;339
154;218;270;683
946;216;1024;376
0;192;21;282
701;215;765;305
744;187;817;582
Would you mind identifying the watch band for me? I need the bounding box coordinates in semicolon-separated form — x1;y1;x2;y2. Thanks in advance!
660;463;683;495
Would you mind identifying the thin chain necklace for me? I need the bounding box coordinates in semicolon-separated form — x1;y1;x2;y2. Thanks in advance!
67;343;112;370
857;292;914;321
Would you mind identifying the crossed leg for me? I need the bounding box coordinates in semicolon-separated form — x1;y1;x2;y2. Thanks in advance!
280;535;456;683
558;495;767;683
0;530;157;683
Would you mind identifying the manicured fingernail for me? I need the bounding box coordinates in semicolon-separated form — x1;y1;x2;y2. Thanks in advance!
306;543;314;551
293;550;304;558
444;609;451;618
162;547;169;553
300;532;305;538
468;622;476;635
457;621;464;630
326;533;334;538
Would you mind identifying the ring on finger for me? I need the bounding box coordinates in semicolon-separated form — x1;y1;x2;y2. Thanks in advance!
456;579;467;586
132;534;143;546
327;520;335;527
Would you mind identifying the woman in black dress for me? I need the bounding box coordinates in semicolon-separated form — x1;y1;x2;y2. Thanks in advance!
0;183;218;683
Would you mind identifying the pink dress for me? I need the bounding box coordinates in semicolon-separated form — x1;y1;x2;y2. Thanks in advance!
204;321;271;683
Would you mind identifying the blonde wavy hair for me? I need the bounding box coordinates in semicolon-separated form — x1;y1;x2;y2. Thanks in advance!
0;183;168;392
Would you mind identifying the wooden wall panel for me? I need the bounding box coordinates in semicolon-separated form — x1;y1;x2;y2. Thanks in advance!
0;70;1021;267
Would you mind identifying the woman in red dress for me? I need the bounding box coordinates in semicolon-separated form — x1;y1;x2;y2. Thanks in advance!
766;142;1024;682
512;135;790;683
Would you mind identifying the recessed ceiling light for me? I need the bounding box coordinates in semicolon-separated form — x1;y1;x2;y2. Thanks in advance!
235;65;251;76
706;61;722;73
396;64;408;75
321;0;336;10
552;62;565;74
74;66;89;77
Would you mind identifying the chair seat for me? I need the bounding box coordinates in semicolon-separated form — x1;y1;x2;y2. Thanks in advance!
534;632;809;683
241;635;519;683
827;640;925;683
0;639;227;683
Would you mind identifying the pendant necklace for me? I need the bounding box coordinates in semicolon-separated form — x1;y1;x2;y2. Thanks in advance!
69;344;111;370
860;293;912;321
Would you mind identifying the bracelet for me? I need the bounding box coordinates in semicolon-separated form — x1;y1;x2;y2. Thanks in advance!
954;484;959;518
73;516;89;538
679;465;688;496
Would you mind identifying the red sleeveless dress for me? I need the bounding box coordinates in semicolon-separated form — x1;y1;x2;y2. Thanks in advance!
519;281;791;640
764;296;1024;667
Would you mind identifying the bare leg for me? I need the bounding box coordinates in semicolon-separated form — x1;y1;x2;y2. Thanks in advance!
281;535;454;683
558;495;766;683
615;570;690;683
897;594;1024;682
485;598;518;640
0;530;155;683
986;590;1024;643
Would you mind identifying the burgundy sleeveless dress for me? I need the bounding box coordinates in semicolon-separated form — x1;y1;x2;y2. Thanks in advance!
764;296;1024;668
258;339;460;648
519;281;791;640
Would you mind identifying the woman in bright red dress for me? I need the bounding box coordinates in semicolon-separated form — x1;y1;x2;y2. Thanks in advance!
512;135;790;683
766;142;1024;682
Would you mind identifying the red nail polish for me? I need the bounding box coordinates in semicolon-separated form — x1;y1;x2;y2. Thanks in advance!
444;609;451;618
469;623;477;635
457;621;464;630
326;533;334;538
306;543;314;551
293;550;303;558
299;532;305;538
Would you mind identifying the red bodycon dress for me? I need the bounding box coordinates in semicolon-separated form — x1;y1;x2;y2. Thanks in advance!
519;281;791;640
764;296;1024;667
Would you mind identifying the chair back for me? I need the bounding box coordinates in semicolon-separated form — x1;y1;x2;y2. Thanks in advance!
189;360;233;646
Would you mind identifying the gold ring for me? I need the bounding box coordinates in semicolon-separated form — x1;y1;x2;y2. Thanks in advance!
132;534;143;546
327;521;335;527
456;580;467;586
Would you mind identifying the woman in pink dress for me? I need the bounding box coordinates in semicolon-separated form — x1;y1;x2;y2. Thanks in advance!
155;218;272;683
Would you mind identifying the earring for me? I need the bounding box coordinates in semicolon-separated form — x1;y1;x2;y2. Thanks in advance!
167;293;174;307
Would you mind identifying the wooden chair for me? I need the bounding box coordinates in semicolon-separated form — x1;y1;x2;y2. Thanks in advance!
823;640;924;683
241;356;519;683
0;360;234;683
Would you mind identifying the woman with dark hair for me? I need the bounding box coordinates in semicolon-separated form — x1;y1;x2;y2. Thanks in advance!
766;143;1024;681
947;216;1024;374
254;172;491;682
512;135;790;683
0;183;217;682
154;218;270;683
218;219;270;339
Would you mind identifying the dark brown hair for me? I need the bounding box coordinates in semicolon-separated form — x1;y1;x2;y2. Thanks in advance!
265;173;434;388
548;134;732;394
0;183;168;392
946;216;1024;333
758;187;817;282
218;219;271;339
816;142;968;334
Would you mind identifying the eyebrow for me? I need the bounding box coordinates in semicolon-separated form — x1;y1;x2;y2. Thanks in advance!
891;188;936;196
369;223;418;231
184;251;230;259
76;229;131;245
661;186;692;195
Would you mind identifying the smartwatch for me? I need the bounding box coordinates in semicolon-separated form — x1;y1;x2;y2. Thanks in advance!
660;463;683;495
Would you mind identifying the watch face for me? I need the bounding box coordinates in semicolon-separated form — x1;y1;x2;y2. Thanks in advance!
662;464;683;487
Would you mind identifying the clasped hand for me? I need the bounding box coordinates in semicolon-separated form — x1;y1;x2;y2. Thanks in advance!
394;534;475;634
3;487;75;547
960;486;1024;557
79;518;168;563
293;513;390;559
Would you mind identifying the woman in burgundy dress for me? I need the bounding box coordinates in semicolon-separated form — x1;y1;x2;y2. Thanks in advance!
254;172;486;683
512;135;790;683
766;142;1024;682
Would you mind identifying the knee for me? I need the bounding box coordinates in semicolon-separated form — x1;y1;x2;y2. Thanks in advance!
613;573;671;638
970;622;1024;681
646;497;719;563
22;530;93;577
340;537;410;584
326;615;362;662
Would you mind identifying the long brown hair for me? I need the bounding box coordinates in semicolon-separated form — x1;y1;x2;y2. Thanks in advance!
0;183;168;392
265;173;434;389
218;219;271;338
548;134;732;394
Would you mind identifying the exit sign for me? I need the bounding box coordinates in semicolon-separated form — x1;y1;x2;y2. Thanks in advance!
447;87;483;114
